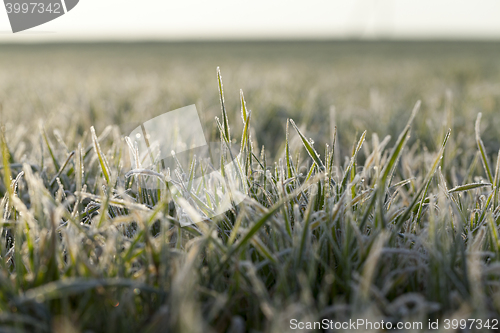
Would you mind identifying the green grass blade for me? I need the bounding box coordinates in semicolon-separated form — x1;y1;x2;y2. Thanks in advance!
49;151;75;186
297;193;315;265
240;111;252;157
341;130;366;190
1;131;12;198
493;149;500;209
217;67;230;143
449;182;491;193
476;113;494;184
398;129;451;228
240;89;247;124
40;124;61;172
285;120;293;179
230;201;283;255
290;119;325;172
380;100;420;188
90;126;111;184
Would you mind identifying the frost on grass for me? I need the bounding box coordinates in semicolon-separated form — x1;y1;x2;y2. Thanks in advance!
0;65;500;333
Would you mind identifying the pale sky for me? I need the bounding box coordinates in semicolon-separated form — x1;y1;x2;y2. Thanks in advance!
1;0;500;41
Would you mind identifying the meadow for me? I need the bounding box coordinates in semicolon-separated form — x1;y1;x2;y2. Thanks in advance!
0;41;500;332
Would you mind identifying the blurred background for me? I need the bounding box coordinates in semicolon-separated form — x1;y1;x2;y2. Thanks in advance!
0;0;499;161
2;0;500;41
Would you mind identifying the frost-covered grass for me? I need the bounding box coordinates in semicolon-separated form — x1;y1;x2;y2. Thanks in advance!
1;42;500;332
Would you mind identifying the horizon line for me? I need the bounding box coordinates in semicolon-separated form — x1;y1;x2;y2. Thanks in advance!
1;37;500;45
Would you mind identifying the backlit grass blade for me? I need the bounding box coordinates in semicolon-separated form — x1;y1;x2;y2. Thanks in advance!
217;67;230;143
90;126;111;184
240;89;247;124
240;111;251;157
290;119;325;172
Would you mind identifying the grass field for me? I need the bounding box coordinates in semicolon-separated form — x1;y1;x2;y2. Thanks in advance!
1;41;500;332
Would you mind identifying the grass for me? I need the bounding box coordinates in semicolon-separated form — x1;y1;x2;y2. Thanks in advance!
1;42;500;332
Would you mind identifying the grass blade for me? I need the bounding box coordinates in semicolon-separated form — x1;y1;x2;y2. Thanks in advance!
449;182;491;193
217;67;230;143
290;119;325;172
398;129;451;228
493;149;500;209
90;126;111;184
240;89;247;124
476;113;494;184
285;120;293;179
40;124;61;172
341;130;366;190
380;100;420;188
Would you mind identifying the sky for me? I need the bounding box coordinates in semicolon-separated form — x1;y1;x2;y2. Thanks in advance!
1;0;500;41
